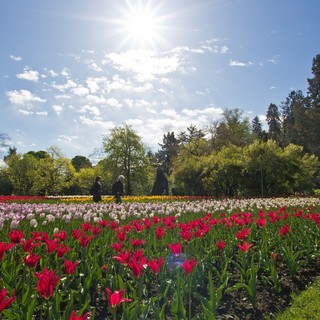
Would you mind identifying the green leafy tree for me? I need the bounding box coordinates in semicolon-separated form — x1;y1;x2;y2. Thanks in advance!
211;108;252;150
102;124;152;195
6;153;38;195
171;154;207;195
31;147;75;195
202;144;244;196
71;155;92;172
178;124;208;156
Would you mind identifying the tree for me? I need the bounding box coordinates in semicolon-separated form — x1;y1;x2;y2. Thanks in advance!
102;124;152;195
251;116;263;140
31;147;75;195
280;90;311;151
202;144;244;196
6;153;38;195
156;132;179;176
71;155;92;172
266;103;282;142
151;167;169;195
26;150;50;160
178;125;209;157
211;108;252;150
308;54;320;109
0;132;10;158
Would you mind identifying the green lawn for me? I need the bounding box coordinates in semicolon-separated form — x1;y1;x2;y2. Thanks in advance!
274;277;320;320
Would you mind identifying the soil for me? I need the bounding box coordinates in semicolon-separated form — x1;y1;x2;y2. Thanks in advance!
214;259;320;320
92;259;320;319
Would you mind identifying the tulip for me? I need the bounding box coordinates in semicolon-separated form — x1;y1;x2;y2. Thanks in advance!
181;258;198;275
69;310;92;320
64;259;79;275
105;288;131;308
0;288;15;312
168;242;182;256
0;242;14;261
24;253;40;269
237;242;254;253
34;268;60;299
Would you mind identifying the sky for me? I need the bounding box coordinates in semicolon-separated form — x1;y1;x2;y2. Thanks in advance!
1;0;320;162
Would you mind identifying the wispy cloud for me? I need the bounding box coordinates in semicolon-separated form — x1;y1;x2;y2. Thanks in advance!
10;55;22;62
229;60;253;67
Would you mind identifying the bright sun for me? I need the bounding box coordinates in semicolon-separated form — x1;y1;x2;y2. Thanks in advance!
117;1;165;49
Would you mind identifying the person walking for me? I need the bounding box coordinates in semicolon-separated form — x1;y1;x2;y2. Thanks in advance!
91;176;102;203
112;175;125;203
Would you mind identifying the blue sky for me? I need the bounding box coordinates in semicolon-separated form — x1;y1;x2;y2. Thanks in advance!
1;0;320;161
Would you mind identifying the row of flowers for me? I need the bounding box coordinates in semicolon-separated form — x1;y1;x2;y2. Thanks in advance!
1;197;320;318
0;195;214;204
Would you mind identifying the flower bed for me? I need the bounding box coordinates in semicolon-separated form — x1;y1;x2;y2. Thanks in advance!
1;197;320;319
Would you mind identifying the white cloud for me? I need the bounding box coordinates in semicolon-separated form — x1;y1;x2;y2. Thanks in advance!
16;66;40;82
106;98;122;108
229;60;253;67
86;94;106;105
47;69;59;77
52;105;64;115
86;77;107;93
6;89;46;105
106;50;180;81
10;55;22;62
78;105;101;116
57;135;79;142
72;86;89;97
52;79;77;92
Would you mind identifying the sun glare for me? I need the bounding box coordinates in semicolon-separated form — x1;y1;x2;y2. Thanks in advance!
116;1;166;49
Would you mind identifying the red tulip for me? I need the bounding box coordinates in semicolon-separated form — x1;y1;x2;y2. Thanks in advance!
0;288;15;312
105;288;131;308
128;256;147;278
130;239;145;247
155;227;165;239
237;242;254;253
53;230;67;241
109;242;124;252
216;240;227;251
8;229;24;243
64;259;79;275
34;268;60;299
0;242;14;261
24;253;40;269
279;225;290;237
168;242;182;256
181;258;198;275
69;310;92;320
235;228;250;241
112;250;131;266
147;257;164;274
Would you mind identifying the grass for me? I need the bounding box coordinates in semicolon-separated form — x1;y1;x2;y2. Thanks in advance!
273;276;320;320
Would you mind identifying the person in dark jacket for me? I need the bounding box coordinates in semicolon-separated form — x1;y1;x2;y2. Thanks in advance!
113;175;124;203
92;176;102;203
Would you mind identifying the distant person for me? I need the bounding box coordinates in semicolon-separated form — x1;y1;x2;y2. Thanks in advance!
91;176;102;203
112;175;124;203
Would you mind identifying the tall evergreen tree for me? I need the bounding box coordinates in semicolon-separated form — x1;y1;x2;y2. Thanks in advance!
266;103;282;142
308;54;320;109
156;131;179;176
251;116;263;139
307;54;320;157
